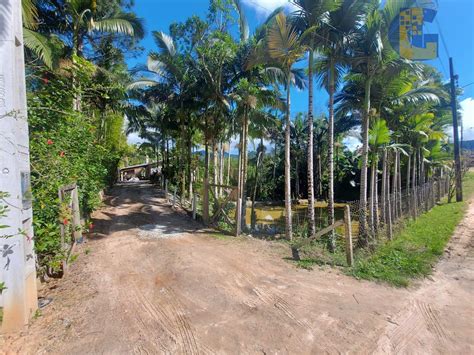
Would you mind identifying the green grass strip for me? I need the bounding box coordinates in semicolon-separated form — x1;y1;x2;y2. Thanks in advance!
352;172;474;287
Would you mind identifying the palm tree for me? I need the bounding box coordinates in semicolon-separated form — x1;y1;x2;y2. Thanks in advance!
130;31;197;201
291;0;341;238
290;113;308;199
368;118;390;235
267;12;306;240
314;0;368;249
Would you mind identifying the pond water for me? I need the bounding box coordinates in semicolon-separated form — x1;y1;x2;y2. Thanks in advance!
239;202;351;235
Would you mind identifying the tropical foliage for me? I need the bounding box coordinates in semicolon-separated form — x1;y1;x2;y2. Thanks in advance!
24;0;460;274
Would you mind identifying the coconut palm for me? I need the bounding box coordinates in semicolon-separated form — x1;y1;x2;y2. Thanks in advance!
266;12;306;240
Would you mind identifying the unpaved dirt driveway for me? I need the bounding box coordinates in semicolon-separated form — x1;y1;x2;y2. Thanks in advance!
2;182;473;354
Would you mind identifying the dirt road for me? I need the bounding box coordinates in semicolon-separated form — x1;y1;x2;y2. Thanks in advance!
2;182;473;354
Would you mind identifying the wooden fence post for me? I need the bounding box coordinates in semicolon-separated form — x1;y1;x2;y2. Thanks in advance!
344;205;354;267
192;193;197;220
58;188;65;249
72;186;82;243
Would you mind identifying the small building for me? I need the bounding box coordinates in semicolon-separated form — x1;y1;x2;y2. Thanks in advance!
118;162;161;181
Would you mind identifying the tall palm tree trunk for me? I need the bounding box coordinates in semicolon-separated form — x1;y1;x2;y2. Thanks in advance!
251;140;264;230
392;151;398;222
370;158;376;236
240;109;249;231
381;149;387;224
307;50;316;237
284;73;293;241
386;153;393;240
359;77;372;245
295;158;300;199
219;142;224;195
213;139;218;199
187;134;192;200
397;151;402;216
318;152;322;198
328;60;336;250
407;154;411;216
374;154;380;235
236;124;244;235
412;150;417;219
226;142;231;186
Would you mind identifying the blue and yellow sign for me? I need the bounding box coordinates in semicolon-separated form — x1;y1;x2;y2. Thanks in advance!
389;0;439;60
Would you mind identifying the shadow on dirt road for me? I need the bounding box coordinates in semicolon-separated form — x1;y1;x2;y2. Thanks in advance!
2;182;472;354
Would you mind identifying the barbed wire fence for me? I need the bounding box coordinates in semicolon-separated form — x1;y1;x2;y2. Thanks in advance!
346;175;451;245
160;172;453;262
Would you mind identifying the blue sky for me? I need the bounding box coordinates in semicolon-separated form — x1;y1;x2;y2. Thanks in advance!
126;0;474;145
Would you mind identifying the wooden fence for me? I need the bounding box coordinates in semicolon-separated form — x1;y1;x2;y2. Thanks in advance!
291;205;354;266
58;183;82;272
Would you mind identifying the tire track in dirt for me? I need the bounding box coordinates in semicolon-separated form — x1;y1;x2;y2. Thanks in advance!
417;300;448;341
160;287;200;355
253;286;311;330
386;300;450;353
129;281;205;355
216;253;313;333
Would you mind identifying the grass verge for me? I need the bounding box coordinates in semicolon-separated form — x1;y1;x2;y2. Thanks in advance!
351;172;474;287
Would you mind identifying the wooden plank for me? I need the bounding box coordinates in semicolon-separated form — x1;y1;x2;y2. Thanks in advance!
222;211;236;227
312;220;344;240
60;183;77;193
293;219;345;249
211;191;233;224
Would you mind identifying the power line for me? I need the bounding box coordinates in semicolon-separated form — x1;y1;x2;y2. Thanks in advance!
431;17;451;80
437;57;448;78
434;17;450;58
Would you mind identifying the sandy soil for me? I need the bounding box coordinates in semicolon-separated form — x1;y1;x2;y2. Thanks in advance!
1;182;472;354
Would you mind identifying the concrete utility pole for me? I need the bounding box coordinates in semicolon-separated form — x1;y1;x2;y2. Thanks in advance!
0;0;38;331
449;57;463;202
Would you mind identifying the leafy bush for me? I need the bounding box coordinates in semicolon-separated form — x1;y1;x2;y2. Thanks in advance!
28;58;126;274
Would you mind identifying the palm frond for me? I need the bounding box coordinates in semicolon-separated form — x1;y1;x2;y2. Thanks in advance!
152;31;177;57
232;0;249;42
22;0;38;30
92;17;138;36
23;28;54;69
127;79;159;90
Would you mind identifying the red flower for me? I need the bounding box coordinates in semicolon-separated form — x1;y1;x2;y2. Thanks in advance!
42;77;49;84
47;139;53;145
59;151;65;157
63;218;69;225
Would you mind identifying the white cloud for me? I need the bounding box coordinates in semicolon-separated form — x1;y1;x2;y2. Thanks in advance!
461;97;474;141
241;0;294;16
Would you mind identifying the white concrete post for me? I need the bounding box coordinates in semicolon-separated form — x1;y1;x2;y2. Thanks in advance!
0;0;38;331
192;193;197;220
172;186;177;208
